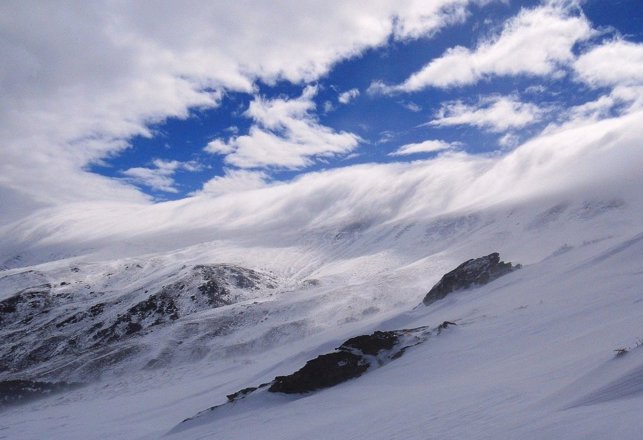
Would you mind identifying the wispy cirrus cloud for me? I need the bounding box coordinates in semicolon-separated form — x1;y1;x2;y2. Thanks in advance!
428;95;542;132
389;139;460;156
370;2;593;93
399;101;422;112
204;86;361;169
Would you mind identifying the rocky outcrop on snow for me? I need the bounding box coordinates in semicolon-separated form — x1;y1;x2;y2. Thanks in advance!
0;284;52;326
422;253;520;306
268;327;446;394
176;322;457;432
269;349;371;394
175;322;456;431
0;379;80;407
82;264;275;346
0;264;278;382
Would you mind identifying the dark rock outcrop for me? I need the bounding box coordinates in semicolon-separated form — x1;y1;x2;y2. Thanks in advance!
0;379;80;406
216;330;410;399
269;351;369;394
339;330;399;356
174;322;457;432
92;292;180;344
227;386;257;402
269;330;408;394
0;284;52;326
423;253;520;306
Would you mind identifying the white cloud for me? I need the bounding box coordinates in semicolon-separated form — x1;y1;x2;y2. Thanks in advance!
611;85;643;111
524;85;547;95
574;40;643;88
200;169;270;196
204;86;361;168
122;168;178;194
568;94;619;121
372;2;592;93
389;139;459;156
551;40;643;126
122;159;202;193
557;85;643;129
4;0;640;241
377;131;396;144
338;88;360;104
205;139;235;155
429;96;542;132
0;0;488;223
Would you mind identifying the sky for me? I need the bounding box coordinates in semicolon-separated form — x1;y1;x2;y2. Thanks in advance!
1;0;642;227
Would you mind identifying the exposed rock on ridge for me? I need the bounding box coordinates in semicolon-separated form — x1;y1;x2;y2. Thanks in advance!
269;328;431;394
422;252;520;306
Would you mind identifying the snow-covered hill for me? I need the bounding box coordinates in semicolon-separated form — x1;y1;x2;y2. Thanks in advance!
0;180;641;438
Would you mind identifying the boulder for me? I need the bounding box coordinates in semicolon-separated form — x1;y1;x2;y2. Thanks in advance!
269;351;369;394
268;330;405;394
423;253;520;306
339;331;399;355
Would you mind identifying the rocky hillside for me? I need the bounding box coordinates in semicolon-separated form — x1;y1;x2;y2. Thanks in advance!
0;263;279;382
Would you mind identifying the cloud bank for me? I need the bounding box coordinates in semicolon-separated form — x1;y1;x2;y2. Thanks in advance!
3;102;641;264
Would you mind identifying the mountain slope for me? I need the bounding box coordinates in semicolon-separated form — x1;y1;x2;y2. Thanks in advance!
0;188;639;383
163;232;643;440
0;200;641;439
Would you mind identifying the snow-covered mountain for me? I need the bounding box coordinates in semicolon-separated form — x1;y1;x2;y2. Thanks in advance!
3;0;643;437
0;119;642;438
1;191;642;438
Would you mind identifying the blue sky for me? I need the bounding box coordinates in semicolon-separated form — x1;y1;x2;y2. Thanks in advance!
84;0;643;200
1;0;642;220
